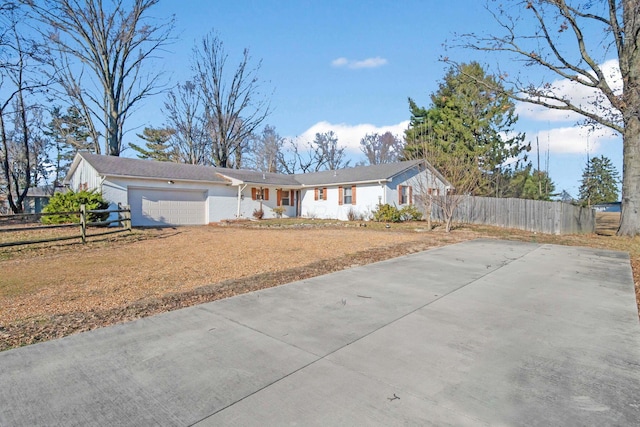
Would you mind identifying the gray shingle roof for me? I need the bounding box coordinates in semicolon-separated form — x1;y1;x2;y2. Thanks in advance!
72;152;228;183
294;160;427;186
216;169;301;186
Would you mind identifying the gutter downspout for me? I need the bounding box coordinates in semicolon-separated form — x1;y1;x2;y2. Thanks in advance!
378;180;386;205
236;184;247;218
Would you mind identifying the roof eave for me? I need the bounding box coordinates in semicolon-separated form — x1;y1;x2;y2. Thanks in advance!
102;173;230;185
300;178;391;187
63;153;85;185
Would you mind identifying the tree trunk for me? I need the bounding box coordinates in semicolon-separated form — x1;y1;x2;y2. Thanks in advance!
617;0;640;236
618;117;640;236
108;109;120;156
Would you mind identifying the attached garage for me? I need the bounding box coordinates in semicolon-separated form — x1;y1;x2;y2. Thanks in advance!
128;188;207;226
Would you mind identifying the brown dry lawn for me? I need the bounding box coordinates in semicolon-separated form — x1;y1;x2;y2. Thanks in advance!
1;214;638;351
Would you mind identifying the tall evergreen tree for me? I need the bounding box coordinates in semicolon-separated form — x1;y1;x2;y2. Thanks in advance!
45;106;93;185
453;0;640;236
129;127;177;162
521;169;557;201
578;155;620;206
404;62;529;196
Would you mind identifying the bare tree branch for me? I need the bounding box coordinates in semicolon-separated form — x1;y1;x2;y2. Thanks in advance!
454;1;624;132
193;31;271;168
23;0;175;155
0;5;50;213
451;0;640;236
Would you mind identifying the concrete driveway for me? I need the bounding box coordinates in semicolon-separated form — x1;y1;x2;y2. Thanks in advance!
1;239;639;426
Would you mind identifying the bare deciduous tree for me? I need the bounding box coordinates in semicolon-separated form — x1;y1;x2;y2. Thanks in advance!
454;0;639;236
193;31;271;168
248;125;285;173
407;137;481;232
25;0;175;156
277;138;311;174
164;81;209;165
309;131;350;171
0;4;49;213
359;131;404;165
278;131;351;173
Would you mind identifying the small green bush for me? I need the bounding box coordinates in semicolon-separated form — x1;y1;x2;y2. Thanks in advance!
399;205;423;221
42;190;110;224
272;206;286;218
372;203;423;223
372;204;402;222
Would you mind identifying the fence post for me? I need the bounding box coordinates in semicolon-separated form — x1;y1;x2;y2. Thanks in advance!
80;204;86;244
124;205;131;231
117;202;123;228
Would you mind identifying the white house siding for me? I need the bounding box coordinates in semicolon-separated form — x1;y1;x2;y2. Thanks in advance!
385;169;447;206
66;158;103;193
299;168;447;221
208;185;240;222
300;186;338;219
300;183;385;221
235;186;297;220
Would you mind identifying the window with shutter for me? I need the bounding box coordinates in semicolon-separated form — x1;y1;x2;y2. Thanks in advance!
399;185;411;204
253;188;269;200
343;186;352;204
281;189;290;206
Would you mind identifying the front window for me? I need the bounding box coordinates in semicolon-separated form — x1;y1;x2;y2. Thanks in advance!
318;188;324;200
281;190;290;206
343;187;352;205
252;187;269;200
400;186;409;204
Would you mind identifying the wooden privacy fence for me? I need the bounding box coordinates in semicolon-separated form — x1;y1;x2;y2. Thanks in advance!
0;204;131;248
431;196;595;235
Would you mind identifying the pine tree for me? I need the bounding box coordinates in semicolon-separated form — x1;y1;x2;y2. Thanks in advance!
578;155;620;206
45;106;93;186
404;62;529;195
129;127;177;162
521;169;556;201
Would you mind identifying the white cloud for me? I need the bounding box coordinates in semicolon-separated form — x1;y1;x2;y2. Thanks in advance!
527;126;619;155
331;56;388;69
512;59;623;157
331;57;348;67
294;120;410;152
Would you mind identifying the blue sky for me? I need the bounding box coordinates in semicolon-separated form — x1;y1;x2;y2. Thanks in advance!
133;0;623;199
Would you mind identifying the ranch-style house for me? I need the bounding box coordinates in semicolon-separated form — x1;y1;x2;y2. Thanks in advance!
64;152;451;226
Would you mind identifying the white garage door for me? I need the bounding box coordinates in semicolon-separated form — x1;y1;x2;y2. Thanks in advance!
128;188;207;226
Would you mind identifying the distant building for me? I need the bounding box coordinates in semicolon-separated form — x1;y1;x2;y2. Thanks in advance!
592;202;621;213
0;186;55;214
